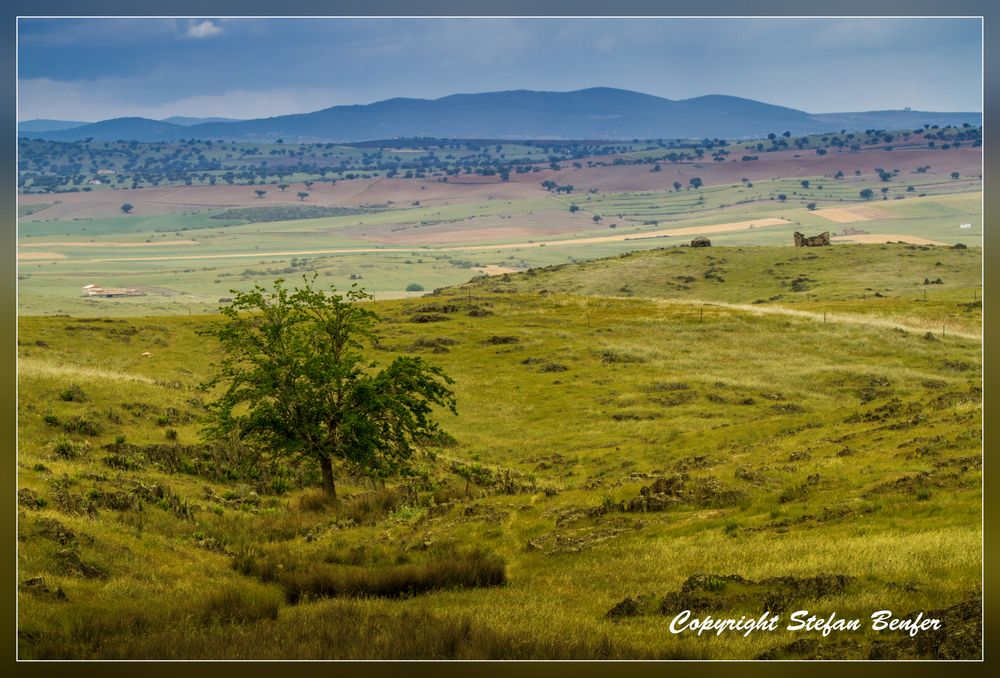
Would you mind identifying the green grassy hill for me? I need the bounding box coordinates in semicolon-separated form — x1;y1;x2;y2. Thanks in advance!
17;245;981;659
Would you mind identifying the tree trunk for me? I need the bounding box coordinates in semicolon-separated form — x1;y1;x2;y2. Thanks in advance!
319;455;336;498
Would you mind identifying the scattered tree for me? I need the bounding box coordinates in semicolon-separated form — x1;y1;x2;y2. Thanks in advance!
860;188;875;200
255;189;266;199
297;192;309;201
202;277;456;498
120;203;134;214
951;171;960;180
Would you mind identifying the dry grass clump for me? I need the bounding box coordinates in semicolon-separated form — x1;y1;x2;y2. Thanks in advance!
280;546;506;603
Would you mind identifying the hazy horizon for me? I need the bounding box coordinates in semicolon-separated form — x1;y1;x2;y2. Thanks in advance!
18;17;983;122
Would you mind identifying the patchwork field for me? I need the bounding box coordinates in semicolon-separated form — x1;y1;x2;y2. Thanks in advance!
17;157;982;318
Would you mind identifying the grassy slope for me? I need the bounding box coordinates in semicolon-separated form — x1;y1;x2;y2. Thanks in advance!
17;245;981;659
468;244;982;335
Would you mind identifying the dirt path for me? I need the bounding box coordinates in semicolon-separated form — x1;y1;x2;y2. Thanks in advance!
642;297;981;342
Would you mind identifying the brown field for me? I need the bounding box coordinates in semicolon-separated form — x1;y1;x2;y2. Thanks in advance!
441;217;792;251
549;145;981;193
17;144;981;221
830;233;949;246
339;210;602;246
812;205;894;223
17;251;66;260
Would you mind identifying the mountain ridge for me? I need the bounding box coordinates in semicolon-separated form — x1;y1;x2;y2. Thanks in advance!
19;87;981;143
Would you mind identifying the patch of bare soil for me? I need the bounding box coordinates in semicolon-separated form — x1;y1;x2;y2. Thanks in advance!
831;233;948;246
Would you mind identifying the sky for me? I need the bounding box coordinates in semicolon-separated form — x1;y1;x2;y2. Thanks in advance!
17;17;983;122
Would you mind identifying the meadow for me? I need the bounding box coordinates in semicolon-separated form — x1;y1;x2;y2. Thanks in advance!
16;244;981;659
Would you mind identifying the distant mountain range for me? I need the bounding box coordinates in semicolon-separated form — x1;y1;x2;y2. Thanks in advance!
17;115;242;135
17;88;981;143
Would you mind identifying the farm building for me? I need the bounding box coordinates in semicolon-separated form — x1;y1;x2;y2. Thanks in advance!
81;284;145;298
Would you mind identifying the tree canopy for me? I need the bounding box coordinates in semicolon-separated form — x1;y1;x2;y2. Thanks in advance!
202;277;456;497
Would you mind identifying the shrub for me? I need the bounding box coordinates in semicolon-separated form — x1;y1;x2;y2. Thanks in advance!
62;415;103;437
405;283;425;292
59;384;87;402
51;434;86;459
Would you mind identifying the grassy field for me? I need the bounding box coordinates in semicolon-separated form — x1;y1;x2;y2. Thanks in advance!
17;244;981;659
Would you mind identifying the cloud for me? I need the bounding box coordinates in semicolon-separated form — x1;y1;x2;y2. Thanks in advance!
17;77;355;121
186;21;222;39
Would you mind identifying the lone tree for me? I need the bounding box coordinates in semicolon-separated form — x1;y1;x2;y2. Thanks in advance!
860;188;875;200
121;203;134;214
202;277;456;498
297;191;309;201
255;189;266;199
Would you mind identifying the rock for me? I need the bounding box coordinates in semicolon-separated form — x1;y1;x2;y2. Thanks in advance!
605;597;641;619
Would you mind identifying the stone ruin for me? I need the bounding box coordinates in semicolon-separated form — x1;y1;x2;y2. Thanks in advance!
690;236;712;247
794;231;831;247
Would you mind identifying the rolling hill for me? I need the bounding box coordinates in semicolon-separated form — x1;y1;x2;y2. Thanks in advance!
19;87;981;143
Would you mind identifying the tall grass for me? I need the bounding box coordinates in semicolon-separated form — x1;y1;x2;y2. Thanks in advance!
280;546;506;603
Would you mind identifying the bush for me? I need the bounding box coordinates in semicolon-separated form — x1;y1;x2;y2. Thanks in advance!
59;384;87;402
51;434;87;459
405;283;425;292
62;415;103;437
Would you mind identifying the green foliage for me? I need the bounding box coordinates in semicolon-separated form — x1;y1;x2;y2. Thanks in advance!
59;384;87;402
202;277;456;496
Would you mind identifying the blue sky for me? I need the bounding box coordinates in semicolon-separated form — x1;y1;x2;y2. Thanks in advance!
17;17;983;122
